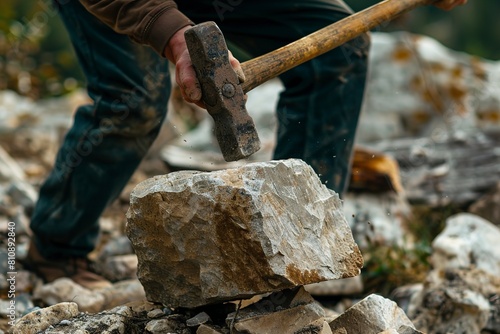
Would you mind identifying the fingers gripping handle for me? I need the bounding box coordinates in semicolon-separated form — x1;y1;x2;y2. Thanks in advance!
184;22;261;162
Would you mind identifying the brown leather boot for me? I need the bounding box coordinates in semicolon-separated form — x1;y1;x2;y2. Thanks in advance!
24;241;112;290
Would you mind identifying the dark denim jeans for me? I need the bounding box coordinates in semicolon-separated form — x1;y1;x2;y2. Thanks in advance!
31;0;370;259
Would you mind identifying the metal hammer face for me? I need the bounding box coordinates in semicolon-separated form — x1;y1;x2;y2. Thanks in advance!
184;22;261;162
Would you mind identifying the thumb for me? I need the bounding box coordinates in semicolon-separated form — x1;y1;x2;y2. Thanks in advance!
228;50;246;83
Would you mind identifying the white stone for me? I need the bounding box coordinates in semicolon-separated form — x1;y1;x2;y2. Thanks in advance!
431;213;500;277
35;305;132;334
33;278;106;313
100;279;146;310
145;318;183;333
342;192;411;250
10;302;79;334
328;294;416;333
408;269;493;334
98;254;138;281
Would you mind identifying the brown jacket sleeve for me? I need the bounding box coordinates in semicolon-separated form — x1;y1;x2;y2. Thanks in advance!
79;0;194;56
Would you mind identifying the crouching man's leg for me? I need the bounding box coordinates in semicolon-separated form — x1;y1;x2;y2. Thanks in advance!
27;0;171;289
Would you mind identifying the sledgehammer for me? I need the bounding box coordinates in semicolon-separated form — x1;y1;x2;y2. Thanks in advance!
185;0;434;162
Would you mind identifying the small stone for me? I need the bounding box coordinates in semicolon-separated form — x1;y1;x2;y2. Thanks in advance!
343;192;410;250
163;307;173;316
33;278;106;313
98;254;138;281
145;316;189;334
226;287;325;334
227;287;315;323
101;279;146;310
98;217;122;236
12;271;36;294
231;302;325;334
10;302;79;334
16;304;135;333
186;312;211;327
197;324;225;334
88;306;131;333
431;213;500;277
329;294;416;334
147;308;165;319
58;320;71;326
125;300;157;314
389;284;423;313
97;235;134;259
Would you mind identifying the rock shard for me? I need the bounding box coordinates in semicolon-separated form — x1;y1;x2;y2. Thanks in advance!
126;159;363;308
329;294;420;334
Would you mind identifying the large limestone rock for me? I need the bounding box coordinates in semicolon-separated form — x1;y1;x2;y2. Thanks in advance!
126;159;363;308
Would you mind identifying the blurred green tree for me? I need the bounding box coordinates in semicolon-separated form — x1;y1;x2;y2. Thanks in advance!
0;0;83;99
348;0;500;60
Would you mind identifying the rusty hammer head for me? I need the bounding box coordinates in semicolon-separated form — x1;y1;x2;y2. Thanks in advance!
184;22;260;162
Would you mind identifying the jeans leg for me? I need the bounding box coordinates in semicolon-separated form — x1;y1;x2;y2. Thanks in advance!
275;31;370;195
30;0;171;259
179;0;370;195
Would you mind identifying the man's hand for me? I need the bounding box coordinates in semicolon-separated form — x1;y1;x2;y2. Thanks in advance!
164;26;245;108
433;0;467;10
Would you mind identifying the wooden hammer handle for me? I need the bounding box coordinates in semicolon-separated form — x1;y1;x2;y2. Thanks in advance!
240;0;434;93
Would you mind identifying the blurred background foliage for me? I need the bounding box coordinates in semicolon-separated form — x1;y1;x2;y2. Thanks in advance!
1;0;499;99
350;0;500;60
0;0;83;99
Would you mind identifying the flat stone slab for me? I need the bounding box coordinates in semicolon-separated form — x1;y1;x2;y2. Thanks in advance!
126;159;363;308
